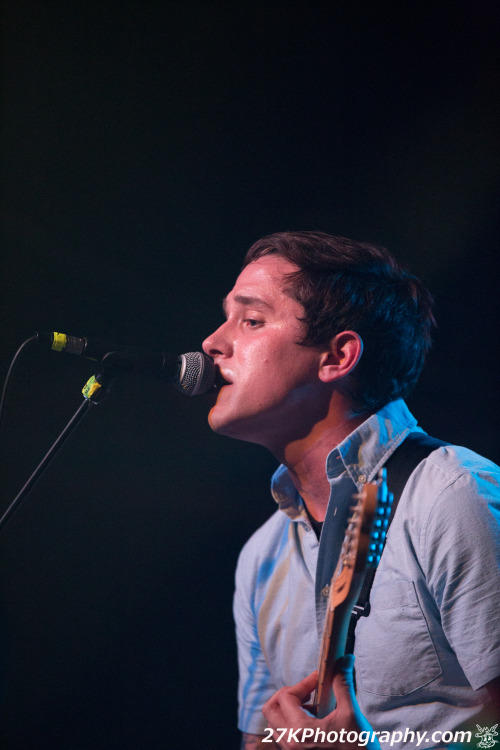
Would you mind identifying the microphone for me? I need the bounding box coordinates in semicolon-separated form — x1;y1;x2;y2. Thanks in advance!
35;331;216;396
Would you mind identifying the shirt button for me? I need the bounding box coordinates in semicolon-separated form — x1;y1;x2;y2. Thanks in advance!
301;522;311;532
358;474;367;484
321;585;330;597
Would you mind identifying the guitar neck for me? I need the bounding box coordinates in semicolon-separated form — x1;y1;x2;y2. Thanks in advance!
311;474;390;719
313;597;353;717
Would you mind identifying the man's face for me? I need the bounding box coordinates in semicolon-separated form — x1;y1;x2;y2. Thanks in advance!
202;254;328;451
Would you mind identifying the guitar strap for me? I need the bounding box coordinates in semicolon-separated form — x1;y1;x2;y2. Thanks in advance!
345;432;449;654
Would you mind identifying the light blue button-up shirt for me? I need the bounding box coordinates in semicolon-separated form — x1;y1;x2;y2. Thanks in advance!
233;400;500;746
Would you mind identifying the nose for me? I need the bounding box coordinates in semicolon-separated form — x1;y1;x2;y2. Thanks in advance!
202;320;232;359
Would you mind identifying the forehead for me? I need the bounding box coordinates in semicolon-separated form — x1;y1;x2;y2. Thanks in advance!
228;255;298;303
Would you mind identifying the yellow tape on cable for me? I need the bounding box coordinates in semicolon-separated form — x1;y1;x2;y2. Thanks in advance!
52;332;67;352
82;375;102;401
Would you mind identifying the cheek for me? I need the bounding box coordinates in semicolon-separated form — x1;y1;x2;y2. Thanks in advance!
238;341;272;375
235;331;314;392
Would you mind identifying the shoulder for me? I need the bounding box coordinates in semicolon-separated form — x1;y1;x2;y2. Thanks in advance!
400;443;500;565
424;442;499;477
404;442;500;515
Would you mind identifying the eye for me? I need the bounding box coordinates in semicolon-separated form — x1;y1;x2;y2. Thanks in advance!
244;318;262;328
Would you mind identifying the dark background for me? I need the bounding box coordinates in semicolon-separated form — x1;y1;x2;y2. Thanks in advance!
0;2;499;748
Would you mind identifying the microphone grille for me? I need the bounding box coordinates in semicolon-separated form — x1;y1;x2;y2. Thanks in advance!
177;352;216;396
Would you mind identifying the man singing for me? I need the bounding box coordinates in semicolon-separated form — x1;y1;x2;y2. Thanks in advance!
202;232;500;749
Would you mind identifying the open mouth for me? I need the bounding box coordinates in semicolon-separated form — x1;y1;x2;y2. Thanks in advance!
206;367;231;399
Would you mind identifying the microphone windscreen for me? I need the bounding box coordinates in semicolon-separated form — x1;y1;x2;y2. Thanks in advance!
178;352;215;396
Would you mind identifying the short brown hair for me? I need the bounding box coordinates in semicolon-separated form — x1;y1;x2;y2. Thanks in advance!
244;231;435;412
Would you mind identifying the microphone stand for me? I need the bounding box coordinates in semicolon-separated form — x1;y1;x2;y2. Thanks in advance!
0;361;119;532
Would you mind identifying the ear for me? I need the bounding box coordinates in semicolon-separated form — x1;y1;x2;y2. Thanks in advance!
318;331;363;383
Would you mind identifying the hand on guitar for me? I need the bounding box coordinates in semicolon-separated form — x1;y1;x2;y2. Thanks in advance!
262;656;380;750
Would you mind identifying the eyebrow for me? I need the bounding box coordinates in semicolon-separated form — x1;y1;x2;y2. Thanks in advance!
222;294;275;313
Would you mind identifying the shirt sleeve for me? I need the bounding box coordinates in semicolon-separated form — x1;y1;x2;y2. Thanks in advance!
233;543;276;736
423;462;500;690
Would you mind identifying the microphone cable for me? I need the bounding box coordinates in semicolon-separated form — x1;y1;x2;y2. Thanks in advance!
0;335;38;445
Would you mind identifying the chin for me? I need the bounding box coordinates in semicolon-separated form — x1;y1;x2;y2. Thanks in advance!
208;411;237;437
209;415;269;450
207;405;232;435
207;406;249;439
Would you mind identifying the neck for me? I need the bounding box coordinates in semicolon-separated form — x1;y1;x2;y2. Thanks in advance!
276;406;370;522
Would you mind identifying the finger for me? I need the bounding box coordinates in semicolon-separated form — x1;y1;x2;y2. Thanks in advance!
284;670;319;700
264;694;311;733
277;689;317;724
262;672;318;727
262;671;318;727
263;671;318;728
263;692;287;729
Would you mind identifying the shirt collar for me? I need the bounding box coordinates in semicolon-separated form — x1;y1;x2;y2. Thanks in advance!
271;399;421;520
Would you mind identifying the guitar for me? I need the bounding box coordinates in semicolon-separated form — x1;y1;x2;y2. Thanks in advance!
312;468;392;718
